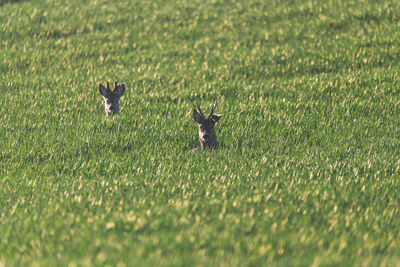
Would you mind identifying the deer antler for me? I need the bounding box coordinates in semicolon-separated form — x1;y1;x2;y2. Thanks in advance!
113;81;118;92
208;100;217;119
196;100;205;119
106;81;110;91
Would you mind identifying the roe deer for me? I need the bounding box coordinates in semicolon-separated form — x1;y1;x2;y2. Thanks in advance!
193;101;222;149
99;81;125;116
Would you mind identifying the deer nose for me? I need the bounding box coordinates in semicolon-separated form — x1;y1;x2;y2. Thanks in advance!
203;134;209;140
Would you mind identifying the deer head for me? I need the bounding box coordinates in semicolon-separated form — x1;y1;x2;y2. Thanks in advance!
99;81;125;116
193;101;222;149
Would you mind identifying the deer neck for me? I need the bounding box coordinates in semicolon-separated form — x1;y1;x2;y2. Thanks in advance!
201;135;218;149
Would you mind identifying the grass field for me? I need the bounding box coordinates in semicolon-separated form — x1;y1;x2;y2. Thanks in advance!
1;0;400;265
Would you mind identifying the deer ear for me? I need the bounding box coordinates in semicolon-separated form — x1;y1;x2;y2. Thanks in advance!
99;84;108;97
114;83;125;97
193;109;203;124
210;114;222;123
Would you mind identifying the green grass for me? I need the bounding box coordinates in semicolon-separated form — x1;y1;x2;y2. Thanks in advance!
1;0;400;265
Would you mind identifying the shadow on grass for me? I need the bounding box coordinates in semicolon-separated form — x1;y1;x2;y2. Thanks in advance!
0;0;28;6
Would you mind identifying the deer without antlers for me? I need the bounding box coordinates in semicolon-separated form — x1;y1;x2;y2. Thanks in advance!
99;81;125;116
193;101;222;149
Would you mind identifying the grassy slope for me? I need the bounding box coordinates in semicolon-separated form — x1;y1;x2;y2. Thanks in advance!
1;0;400;265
